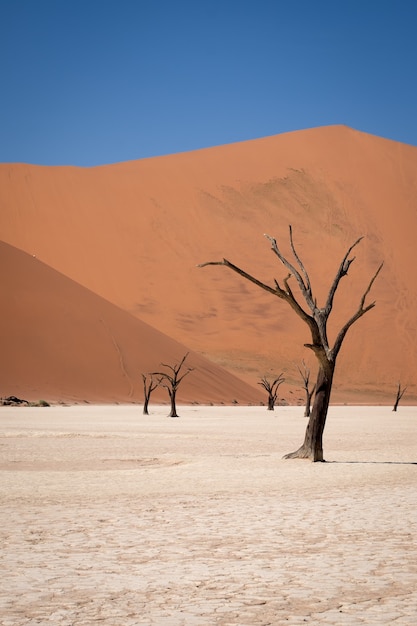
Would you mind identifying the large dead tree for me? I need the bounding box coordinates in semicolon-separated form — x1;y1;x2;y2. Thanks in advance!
199;227;383;461
297;360;316;417
258;374;285;410
152;353;194;417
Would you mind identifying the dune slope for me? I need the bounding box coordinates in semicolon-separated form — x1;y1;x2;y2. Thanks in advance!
0;241;261;404
1;125;416;402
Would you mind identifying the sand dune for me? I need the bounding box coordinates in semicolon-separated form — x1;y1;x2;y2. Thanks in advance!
1;125;416;403
0;241;261;404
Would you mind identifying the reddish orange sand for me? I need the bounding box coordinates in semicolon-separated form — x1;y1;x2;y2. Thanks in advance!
0;242;259;404
1;125;416;403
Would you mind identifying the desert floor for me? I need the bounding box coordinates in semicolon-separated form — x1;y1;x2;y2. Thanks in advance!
1;404;416;625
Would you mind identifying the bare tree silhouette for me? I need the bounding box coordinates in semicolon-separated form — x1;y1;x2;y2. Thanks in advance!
393;382;407;412
297;360;316;417
141;373;161;415
258;374;285;410
199;226;382;461
152;353;194;417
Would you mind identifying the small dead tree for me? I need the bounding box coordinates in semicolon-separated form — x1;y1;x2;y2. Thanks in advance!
258;374;285;410
152;353;194;417
392;382;407;412
142;374;160;415
297;360;316;417
199;226;383;461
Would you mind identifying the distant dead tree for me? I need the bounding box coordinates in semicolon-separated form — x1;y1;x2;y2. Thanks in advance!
199;226;383;461
152;353;194;417
297;360;316;417
258;374;285;410
392;382;407;412
142;373;161;415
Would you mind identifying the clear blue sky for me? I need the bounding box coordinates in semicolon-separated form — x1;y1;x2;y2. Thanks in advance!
1;0;417;166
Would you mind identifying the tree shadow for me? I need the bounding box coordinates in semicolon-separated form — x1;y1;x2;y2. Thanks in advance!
327;460;417;465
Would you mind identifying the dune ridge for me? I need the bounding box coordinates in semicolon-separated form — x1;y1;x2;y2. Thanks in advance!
1;125;416;403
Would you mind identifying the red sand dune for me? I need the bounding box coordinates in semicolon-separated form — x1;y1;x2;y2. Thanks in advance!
1;125;416;403
0;241;262;404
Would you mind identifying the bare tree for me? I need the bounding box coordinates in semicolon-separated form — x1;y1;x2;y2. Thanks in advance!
297;360;316;417
142;373;160;415
258;374;285;410
199;226;383;461
392;382;407;412
152;353;194;417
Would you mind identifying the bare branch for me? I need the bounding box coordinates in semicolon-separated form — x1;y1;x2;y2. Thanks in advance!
332;262;383;358
324;236;364;317
257;374;285;392
393;382;408;411
197;261;225;268
151;352;193;388
288;225;313;299
142;373;160;392
297;360;310;386
297;361;316;393
176;368;194;385
400;387;407;400
397;382;407;398
177;352;190;370
283;273;294;296
359;262;384;309
264;233;315;310
199;252;321;346
198;259;279;297
150;371;171;381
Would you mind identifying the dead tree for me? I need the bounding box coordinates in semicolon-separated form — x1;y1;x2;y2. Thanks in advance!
258;374;285;410
297;360;316;417
392;382;407;412
199;226;383;461
152;353;194;417
142;374;160;415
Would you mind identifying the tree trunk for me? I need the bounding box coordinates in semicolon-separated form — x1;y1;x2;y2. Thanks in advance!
267;396;275;411
284;362;334;461
392;383;406;411
169;390;178;417
304;389;313;417
143;396;150;415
